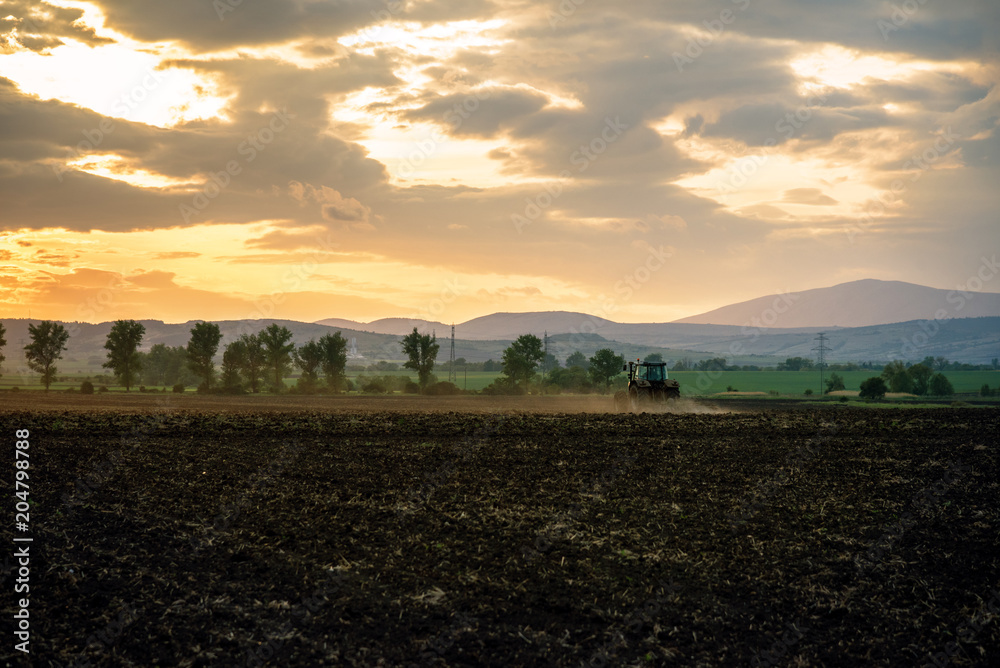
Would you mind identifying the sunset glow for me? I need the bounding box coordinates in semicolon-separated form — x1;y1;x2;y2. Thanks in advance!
1;0;997;324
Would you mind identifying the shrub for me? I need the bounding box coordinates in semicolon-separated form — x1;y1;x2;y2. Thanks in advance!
859;377;888;401
981;384;994;397
80;380;95;395
726;385;738;392
839;396;849;403
928;373;954;396
804;388;813;396
425;381;461;396
172;383;185;394
139;385;147;393
98;385;109;393
360;377;389;394
403;380;420;394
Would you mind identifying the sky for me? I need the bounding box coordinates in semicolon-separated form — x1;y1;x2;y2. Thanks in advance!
0;0;998;326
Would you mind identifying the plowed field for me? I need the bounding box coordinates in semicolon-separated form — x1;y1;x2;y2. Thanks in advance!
2;396;998;666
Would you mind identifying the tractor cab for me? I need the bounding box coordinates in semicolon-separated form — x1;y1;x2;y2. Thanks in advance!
615;359;681;411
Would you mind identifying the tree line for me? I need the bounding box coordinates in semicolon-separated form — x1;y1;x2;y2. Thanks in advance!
0;320;350;394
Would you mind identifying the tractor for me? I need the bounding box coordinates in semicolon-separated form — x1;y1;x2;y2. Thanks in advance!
614;360;680;412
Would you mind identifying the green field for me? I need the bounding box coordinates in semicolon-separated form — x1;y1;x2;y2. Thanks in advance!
2;368;998;397
667;370;1000;396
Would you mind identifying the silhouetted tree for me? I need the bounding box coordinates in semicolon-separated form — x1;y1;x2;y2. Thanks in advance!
928;373;954;396
401;327;440;389
565;351;589;370
24;321;69;391
589;348;625;392
259;324;295;392
103;320;145;391
501;334;544;391
319;332;347;392
294;339;324;393
187;322;222;390
859;376;887;401
824;373;846;394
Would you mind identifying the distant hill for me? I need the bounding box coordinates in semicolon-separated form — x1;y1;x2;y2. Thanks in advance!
673;279;1000;328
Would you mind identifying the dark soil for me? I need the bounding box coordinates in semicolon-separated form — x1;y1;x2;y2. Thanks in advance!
1;399;998;667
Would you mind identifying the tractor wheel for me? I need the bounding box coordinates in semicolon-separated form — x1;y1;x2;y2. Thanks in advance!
666;388;680;401
630;389;650;411
613;390;629;413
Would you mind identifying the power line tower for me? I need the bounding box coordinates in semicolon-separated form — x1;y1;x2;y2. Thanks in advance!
812;332;829;394
543;330;549;382
448;324;456;383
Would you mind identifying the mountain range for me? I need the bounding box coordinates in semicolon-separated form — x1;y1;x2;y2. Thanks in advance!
315;279;1000;336
2;280;997;373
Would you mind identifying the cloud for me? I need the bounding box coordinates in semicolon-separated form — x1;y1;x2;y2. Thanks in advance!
288;182;377;231
403;87;549;138
782;188;838;206
0;1;113;53
150;251;201;260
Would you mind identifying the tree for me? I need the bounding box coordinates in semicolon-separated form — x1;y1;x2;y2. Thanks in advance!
644;352;664;363
565;351;588;370
25;321;69;391
318;332;347;392
238;333;266;393
881;360;913;393
221;339;245;392
187;322;222;390
401;327;440;389
824;372;846;394
541;352;561;373
547;365;591;392
103;320;145;391
141;343;171;385
259;324;295;392
502;334;544;391
779;357;814;371
294;339;324;393
906;363;933;396
0;321;5;377
859;376;887;401
589;348;625;392
928;373;954;396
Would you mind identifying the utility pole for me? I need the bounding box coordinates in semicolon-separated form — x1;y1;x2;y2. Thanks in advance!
812;332;829;395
